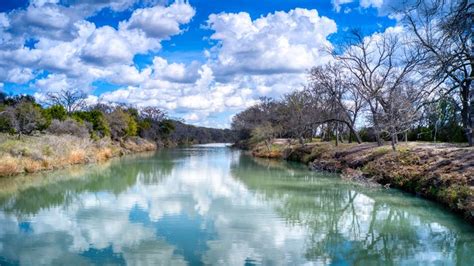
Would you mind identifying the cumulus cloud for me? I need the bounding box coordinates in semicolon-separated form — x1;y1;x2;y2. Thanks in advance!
0;1;195;85
121;1;195;38
81;26;135;66
206;9;336;77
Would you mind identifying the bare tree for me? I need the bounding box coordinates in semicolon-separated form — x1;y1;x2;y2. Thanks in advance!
140;106;166;122
378;82;423;150
336;29;423;148
46;89;87;114
401;0;473;145
308;63;365;143
231;97;283;139
280;90;317;144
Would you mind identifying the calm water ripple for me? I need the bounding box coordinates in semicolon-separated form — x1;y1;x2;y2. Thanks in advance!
0;145;473;265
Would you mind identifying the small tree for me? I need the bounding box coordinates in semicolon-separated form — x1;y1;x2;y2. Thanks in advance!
42;105;68;128
251;122;281;152
106;108;138;140
72;110;110;138
3;100;46;138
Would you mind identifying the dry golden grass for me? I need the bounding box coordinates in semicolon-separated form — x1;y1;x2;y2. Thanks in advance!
95;147;114;162
66;149;87;165
23;159;45;173
0;134;157;177
0;155;21;176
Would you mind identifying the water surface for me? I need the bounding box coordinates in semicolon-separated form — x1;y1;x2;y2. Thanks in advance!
0;145;473;265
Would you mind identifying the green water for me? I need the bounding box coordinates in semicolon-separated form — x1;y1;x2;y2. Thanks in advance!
0;145;473;265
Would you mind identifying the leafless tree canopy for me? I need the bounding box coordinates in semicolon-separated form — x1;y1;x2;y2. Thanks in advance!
46;89;87;114
401;0;473;145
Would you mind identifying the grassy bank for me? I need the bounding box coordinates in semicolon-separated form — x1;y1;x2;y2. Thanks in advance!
251;140;474;223
0;133;156;177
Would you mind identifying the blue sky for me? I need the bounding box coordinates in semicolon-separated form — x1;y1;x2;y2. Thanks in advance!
0;0;396;128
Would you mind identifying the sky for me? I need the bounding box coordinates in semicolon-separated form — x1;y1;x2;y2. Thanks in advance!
0;0;398;128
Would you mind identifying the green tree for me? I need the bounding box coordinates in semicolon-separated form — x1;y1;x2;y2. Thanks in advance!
42;105;68;127
72;110;110;138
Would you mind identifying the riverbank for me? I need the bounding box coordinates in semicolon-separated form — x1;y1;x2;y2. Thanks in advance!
0;134;157;177
250;140;474;223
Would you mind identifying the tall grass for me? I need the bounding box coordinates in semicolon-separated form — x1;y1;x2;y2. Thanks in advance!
0;133;156;176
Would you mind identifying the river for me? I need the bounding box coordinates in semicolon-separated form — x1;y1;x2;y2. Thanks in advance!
0;145;473;265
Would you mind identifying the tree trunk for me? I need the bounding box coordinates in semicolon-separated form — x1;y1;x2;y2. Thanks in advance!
369;104;383;146
468;68;474;146
375;129;383;146
265;139;271;152
461;83;473;146
391;133;397;151
335;123;339;147
345;121;362;144
469;16;474;146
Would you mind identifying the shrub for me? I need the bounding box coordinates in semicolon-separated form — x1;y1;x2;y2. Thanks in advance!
43;105;67;123
2;100;46;136
106;108;138;140
72;110;110;138
67;149;87;164
47;118;90;138
0;155;21;176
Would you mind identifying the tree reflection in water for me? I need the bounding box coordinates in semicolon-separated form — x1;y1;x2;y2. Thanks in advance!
231;155;474;265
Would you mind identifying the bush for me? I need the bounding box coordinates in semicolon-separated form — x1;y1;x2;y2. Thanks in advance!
106;108;138;140
43;105;67;122
72;110;110;138
47;118;90;138
2;100;46;136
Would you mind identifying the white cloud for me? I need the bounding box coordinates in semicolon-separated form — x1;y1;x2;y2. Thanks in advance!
332;0;354;12
0;67;34;83
360;0;384;9
184;112;199;121
206;9;336;77
151;57;200;83
121;1;195;39
81;26;135;66
331;0;393;14
0;1;195;90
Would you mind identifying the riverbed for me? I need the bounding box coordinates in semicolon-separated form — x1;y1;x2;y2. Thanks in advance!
0;145;473;265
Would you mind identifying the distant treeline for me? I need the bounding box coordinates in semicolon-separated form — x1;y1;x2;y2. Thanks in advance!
0;91;236;145
171;121;238;145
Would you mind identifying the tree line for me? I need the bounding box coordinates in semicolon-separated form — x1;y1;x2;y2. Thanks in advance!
232;0;473;150
0;90;236;145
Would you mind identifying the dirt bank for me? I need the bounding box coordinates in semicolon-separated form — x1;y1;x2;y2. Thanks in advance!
251;140;474;223
0;134;157;177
